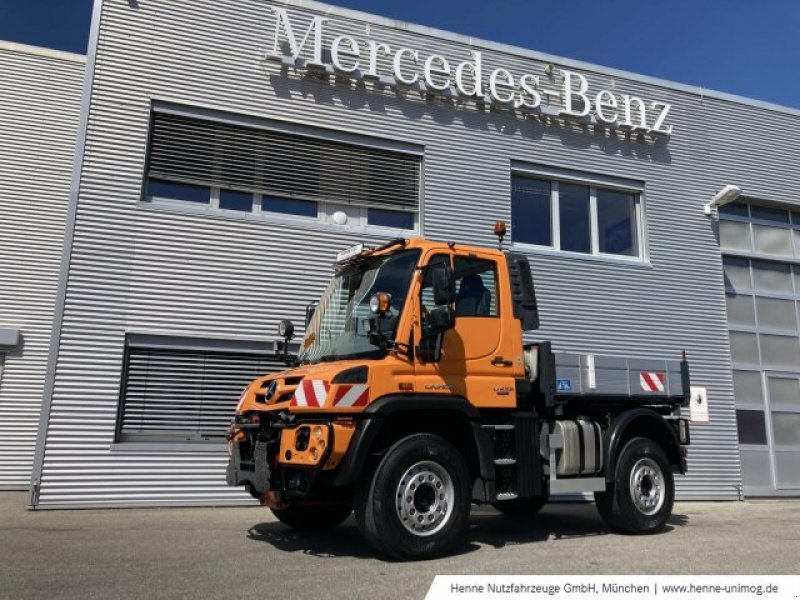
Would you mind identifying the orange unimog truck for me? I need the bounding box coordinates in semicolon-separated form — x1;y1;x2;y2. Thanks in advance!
226;229;691;560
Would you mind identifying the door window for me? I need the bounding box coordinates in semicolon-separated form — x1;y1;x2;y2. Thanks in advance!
453;257;498;317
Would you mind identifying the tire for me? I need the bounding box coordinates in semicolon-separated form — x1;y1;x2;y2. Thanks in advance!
354;434;472;560
271;503;352;531
595;436;674;534
492;494;548;517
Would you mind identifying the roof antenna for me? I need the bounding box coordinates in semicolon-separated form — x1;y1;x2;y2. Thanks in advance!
494;221;507;250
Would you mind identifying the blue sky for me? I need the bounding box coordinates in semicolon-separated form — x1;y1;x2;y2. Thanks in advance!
1;0;797;109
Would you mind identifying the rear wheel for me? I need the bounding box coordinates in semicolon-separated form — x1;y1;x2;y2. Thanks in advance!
492;494;548;517
354;434;471;560
595;436;674;534
271;503;352;531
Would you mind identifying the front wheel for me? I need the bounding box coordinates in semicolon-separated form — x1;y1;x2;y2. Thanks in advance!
271;503;352;531
354;434;472;560
595;436;674;534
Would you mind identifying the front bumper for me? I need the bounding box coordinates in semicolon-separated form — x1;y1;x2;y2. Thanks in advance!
226;414;353;498
226;438;271;494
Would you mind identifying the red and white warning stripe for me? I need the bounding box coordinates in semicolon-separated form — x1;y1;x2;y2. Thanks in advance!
332;384;369;408
640;372;666;392
291;379;330;407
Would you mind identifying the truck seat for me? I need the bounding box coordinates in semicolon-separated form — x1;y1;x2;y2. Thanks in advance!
456;274;491;316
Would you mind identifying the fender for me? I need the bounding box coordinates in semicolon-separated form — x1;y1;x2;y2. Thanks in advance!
604;408;683;482
333;394;495;494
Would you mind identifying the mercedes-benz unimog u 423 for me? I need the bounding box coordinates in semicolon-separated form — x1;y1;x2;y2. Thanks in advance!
227;229;691;560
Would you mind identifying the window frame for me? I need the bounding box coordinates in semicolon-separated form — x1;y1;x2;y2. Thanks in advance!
139;104;422;236
113;333;295;447
510;168;645;263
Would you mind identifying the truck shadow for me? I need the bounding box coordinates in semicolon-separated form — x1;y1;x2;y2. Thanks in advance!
246;503;689;561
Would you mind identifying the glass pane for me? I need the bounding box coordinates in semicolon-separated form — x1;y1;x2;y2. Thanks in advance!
768;377;800;410
772;412;800;446
219;189;253;212
596;189;636;256
753;225;792;257
756;297;797;331
454;257;498;316
733;370;763;408
752;260;792;293
559;183;590;253
511;177;552;246
368;208;414;230
262;196;318;217
729;331;759;365
759;334;800;370
147;179;210;204
726;294;755;327
750;205;789;223
722;257;751;291
719;202;748;217
736;410;768;445
719;220;751;252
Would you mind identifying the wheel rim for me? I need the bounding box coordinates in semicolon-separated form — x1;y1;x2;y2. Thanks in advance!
395;460;455;537
629;457;665;516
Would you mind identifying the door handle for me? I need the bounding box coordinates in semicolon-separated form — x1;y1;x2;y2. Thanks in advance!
491;356;513;367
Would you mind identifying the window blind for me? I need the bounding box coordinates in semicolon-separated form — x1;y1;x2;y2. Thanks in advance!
118;346;284;442
147;112;420;211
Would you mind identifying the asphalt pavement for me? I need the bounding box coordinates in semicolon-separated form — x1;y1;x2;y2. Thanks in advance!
1;492;798;600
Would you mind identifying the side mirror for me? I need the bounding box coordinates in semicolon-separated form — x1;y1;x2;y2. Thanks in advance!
278;319;295;341
428;306;455;331
277;320;297;365
430;263;454;306
304;302;317;329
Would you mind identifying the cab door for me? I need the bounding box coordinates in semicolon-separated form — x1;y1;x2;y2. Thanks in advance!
414;250;521;407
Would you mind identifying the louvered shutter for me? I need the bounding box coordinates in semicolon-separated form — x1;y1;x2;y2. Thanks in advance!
118;347;284;442
147;112;420;211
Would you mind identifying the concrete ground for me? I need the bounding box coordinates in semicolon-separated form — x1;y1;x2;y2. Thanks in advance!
1;492;798;600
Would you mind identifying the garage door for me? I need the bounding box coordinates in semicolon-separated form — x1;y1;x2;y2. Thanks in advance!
721;201;800;495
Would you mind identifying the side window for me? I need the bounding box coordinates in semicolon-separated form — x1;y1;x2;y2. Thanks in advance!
454;257;498;317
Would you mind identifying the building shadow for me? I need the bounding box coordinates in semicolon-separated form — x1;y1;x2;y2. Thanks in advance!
246;502;689;561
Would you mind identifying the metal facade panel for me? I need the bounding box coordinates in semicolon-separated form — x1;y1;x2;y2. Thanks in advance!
0;46;84;489
32;0;800;506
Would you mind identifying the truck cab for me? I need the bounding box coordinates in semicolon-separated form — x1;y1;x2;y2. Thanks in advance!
227;236;690;560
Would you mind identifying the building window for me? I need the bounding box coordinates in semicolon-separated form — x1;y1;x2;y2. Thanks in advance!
219;189;253;212
143;110;420;232
262;195;318;218
116;337;285;443
511;174;641;258
736;409;768;445
368;208;415;230
147;179;210;204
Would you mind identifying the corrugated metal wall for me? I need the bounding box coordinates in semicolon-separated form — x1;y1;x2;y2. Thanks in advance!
31;0;800;506
0;44;84;489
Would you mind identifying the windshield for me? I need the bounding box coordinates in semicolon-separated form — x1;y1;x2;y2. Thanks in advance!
298;249;421;364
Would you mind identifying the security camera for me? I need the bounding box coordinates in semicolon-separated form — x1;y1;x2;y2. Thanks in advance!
704;184;742;215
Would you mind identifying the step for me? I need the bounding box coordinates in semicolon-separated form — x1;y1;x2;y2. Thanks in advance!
482;424;515;430
493;458;517;466
495;492;519;501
